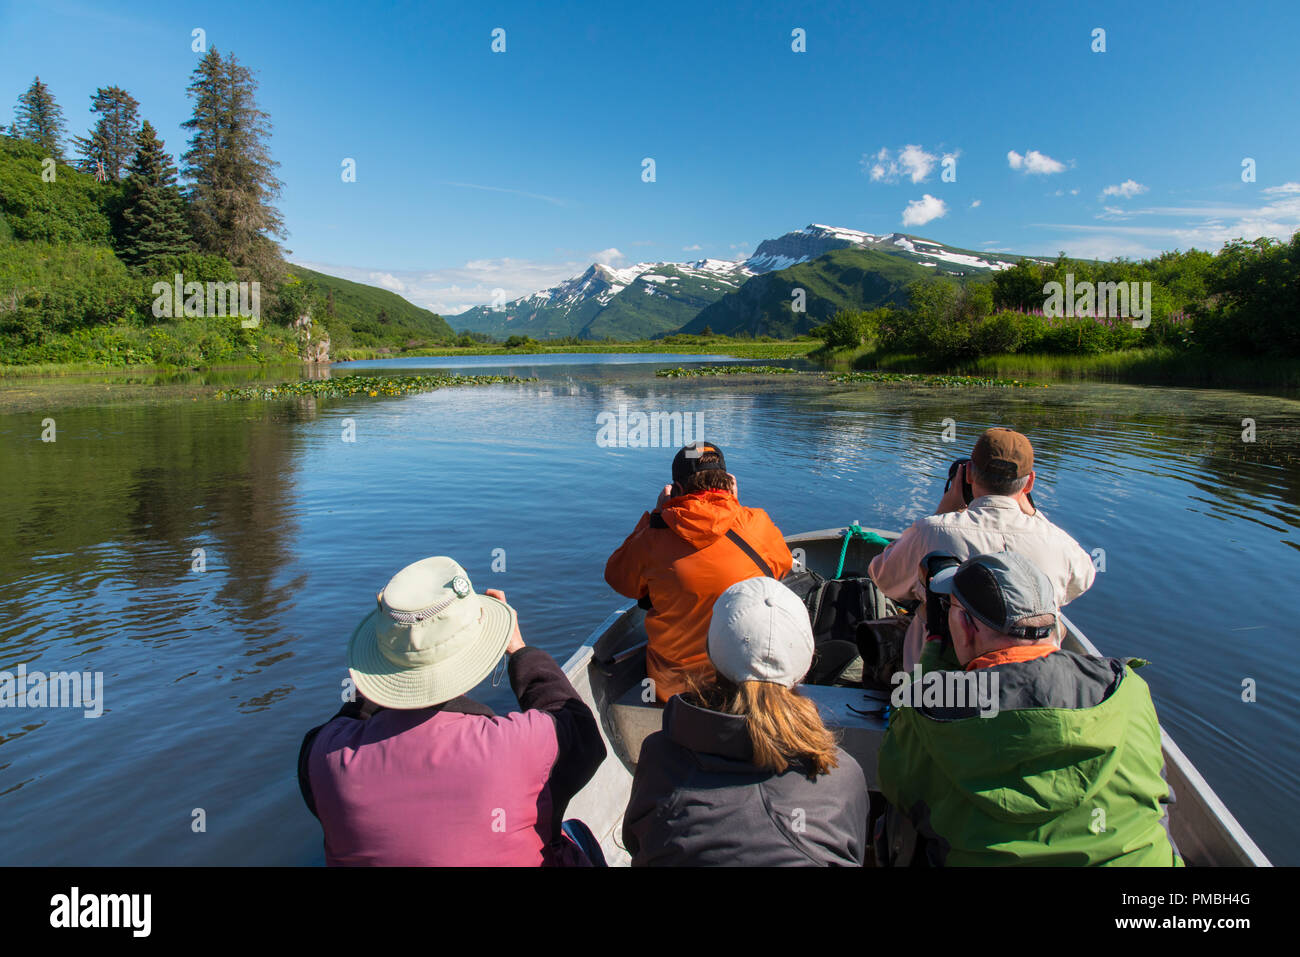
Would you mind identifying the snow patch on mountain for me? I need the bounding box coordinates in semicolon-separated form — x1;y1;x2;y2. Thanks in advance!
473;223;1021;324
911;248;1015;271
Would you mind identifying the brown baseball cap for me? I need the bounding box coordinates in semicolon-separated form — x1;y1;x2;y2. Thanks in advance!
971;428;1033;480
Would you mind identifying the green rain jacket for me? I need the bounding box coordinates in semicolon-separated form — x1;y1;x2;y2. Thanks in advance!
876;647;1182;866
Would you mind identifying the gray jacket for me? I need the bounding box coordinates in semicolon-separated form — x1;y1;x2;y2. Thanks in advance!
623;695;868;866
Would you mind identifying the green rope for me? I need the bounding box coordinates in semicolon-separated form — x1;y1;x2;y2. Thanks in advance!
834;523;892;578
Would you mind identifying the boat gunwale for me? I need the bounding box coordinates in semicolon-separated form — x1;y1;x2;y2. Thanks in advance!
564;526;1271;867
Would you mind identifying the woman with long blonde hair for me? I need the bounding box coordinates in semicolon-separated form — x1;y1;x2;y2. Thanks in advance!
622;577;868;866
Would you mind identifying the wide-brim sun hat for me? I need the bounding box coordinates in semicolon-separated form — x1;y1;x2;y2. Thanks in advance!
347;556;515;709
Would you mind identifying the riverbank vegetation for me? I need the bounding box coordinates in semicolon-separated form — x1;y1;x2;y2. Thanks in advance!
809;238;1300;385
1;62;453;371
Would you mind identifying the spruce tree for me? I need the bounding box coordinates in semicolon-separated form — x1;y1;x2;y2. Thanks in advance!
10;76;67;159
181;47;284;272
71;86;141;180
118;121;192;267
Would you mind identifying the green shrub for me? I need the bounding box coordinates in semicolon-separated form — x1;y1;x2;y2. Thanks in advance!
822;309;875;349
973;311;1026;355
0;242;143;340
0;135;116;244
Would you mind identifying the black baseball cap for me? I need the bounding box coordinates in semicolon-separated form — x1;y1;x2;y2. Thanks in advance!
930;551;1057;640
671;442;726;486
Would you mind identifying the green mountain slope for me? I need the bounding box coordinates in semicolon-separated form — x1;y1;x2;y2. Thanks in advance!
280;265;455;347
452;261;747;341
679;248;941;337
580;265;745;339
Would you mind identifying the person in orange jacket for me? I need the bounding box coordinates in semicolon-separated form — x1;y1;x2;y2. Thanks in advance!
605;442;793;702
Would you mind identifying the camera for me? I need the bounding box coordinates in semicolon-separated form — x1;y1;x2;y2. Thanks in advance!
946;457;1036;510
921;552;961;645
945;458;973;505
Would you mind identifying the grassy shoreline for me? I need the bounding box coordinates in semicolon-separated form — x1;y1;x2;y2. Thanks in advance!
331;338;820;361
0;358;313;379
857;346;1300;388
0;338;820;378
3;339;1297;390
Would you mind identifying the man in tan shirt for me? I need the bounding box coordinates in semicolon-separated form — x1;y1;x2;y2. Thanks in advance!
868;428;1096;670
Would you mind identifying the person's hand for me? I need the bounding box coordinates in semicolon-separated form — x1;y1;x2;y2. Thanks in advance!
936;462;968;514
656;484;674;510
484;588;525;654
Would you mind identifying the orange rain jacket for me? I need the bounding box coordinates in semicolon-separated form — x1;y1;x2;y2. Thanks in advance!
605;490;793;701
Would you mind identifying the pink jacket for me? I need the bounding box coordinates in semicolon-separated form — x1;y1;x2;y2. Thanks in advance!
300;647;605;866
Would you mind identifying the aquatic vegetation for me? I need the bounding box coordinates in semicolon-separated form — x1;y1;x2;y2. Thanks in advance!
213;372;534;400
656;364;801;377
655;364;1040;387
824;370;1044;388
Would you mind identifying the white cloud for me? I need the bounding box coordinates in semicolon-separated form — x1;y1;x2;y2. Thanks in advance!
591;247;625;266
1096;206;1133;220
1008;149;1066;175
369;272;406;293
899;145;936;183
682;243;702;251
1101;179;1148;199
969;199;981;208
1263;182;1300;195
1030;190;1300;259
901;194;948;227
865;144;949;184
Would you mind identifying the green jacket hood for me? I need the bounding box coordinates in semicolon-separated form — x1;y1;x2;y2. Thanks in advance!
877;651;1178;866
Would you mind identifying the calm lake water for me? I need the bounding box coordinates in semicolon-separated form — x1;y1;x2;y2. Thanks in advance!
1;354;1298;865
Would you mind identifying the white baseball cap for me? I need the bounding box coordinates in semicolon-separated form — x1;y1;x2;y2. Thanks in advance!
706;577;814;687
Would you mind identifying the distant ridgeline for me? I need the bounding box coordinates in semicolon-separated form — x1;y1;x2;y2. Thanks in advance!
0;60;456;369
453;222;1300;364
452;225;1027;341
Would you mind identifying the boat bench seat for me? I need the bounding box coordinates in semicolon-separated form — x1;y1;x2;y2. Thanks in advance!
604;680;890;788
799;685;891;790
606;683;666;766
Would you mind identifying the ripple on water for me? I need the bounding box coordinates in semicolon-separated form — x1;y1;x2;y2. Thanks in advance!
1;369;1297;863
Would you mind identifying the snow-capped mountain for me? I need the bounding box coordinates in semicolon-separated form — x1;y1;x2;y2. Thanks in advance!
452;225;1024;340
748;224;1019;273
452;257;755;339
745;224;885;271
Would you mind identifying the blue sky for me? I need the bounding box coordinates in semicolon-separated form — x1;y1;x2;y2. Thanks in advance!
3;0;1299;314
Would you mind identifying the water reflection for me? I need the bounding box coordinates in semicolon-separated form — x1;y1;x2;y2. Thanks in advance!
0;362;1297;864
